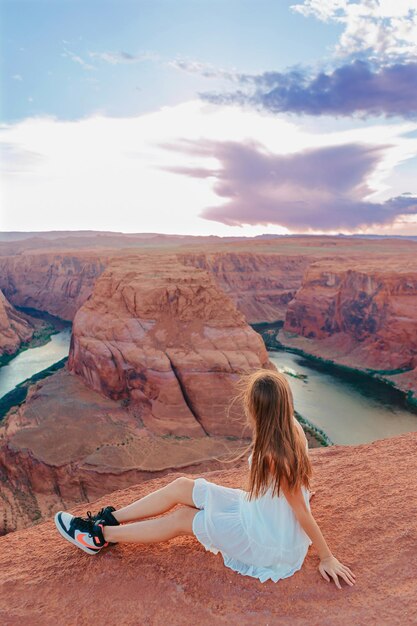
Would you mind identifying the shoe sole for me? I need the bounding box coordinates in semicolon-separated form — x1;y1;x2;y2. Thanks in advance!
54;512;100;555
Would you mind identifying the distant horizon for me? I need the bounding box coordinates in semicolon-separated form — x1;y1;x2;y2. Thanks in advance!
1;229;417;241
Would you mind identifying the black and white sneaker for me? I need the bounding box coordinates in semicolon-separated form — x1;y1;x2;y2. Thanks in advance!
55;511;109;555
82;506;120;545
84;505;120;527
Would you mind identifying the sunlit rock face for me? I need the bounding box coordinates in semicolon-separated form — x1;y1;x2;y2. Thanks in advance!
282;260;417;400
0;289;34;356
177;251;311;323
0;252;110;321
68;254;274;437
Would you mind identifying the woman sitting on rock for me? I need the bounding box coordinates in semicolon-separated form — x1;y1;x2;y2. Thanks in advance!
55;369;356;588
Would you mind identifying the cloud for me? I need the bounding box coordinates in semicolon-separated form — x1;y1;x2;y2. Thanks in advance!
290;0;417;62
157;138;417;231
1;100;417;235
87;51;239;78
191;3;417;120
166;58;241;81
61;47;95;71
12;74;23;81
199;59;417;120
88;50;159;65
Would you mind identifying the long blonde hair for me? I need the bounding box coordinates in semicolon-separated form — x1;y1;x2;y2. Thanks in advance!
235;369;312;499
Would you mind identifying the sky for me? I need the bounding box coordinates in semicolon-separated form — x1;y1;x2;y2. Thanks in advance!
1;0;417;237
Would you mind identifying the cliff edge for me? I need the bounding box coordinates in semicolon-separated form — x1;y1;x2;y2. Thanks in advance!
0;433;416;625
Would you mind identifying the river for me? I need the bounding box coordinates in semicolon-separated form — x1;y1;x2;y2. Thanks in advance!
1;328;416;445
0;326;72;398
269;350;417;445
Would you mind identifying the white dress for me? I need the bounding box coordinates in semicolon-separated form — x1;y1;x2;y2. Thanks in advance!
191;438;312;583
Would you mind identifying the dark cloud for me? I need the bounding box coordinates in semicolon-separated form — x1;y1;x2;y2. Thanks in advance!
157;138;417;231
199;60;417;120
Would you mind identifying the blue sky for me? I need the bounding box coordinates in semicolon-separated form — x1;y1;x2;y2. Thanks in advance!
1;0;417;236
2;0;342;122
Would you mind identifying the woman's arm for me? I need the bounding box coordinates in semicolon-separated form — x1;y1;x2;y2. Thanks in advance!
281;481;356;589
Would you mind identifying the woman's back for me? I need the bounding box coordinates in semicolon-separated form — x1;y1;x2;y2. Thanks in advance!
238;421;312;567
190;408;314;582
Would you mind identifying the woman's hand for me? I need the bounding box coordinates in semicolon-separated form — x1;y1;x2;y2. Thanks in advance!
319;555;356;589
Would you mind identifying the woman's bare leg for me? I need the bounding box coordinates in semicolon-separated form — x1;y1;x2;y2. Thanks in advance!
104;505;198;543
113;477;195;524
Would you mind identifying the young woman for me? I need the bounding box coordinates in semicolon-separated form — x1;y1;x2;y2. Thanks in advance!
55;369;356;589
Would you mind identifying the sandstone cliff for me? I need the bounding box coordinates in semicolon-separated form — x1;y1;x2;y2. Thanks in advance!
0;246;313;332
0;289;35;357
0;252;110;321
282;260;417;402
68;254;273;436
0;432;415;625
177;251;311;323
2;236;415;333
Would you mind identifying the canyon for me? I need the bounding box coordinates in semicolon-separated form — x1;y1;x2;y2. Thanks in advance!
1;233;416;535
0;252;274;534
1;235;416;401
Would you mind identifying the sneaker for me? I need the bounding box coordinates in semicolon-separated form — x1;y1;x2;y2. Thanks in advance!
55;511;109;555
84;505;120;527
82;506;120;545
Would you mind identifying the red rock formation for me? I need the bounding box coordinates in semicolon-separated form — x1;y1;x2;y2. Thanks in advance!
0;368;253;535
0;246;313;326
0;256;275;535
282;259;417;401
2;235;416;331
0;252;110;321
0;432;415;625
2;236;417;538
0;289;35;357
177;252;311;323
68;255;273;436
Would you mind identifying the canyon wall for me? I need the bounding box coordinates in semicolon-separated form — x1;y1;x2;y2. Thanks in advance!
0;252;111;321
0;289;34;357
177;252;311;323
0;368;250;534
0;248;314;326
282;260;417;400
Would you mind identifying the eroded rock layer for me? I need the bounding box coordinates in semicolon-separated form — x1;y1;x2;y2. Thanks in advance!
177;252;311;323
0;252;110;321
68;255;273;437
282;260;417;400
0;289;34;357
